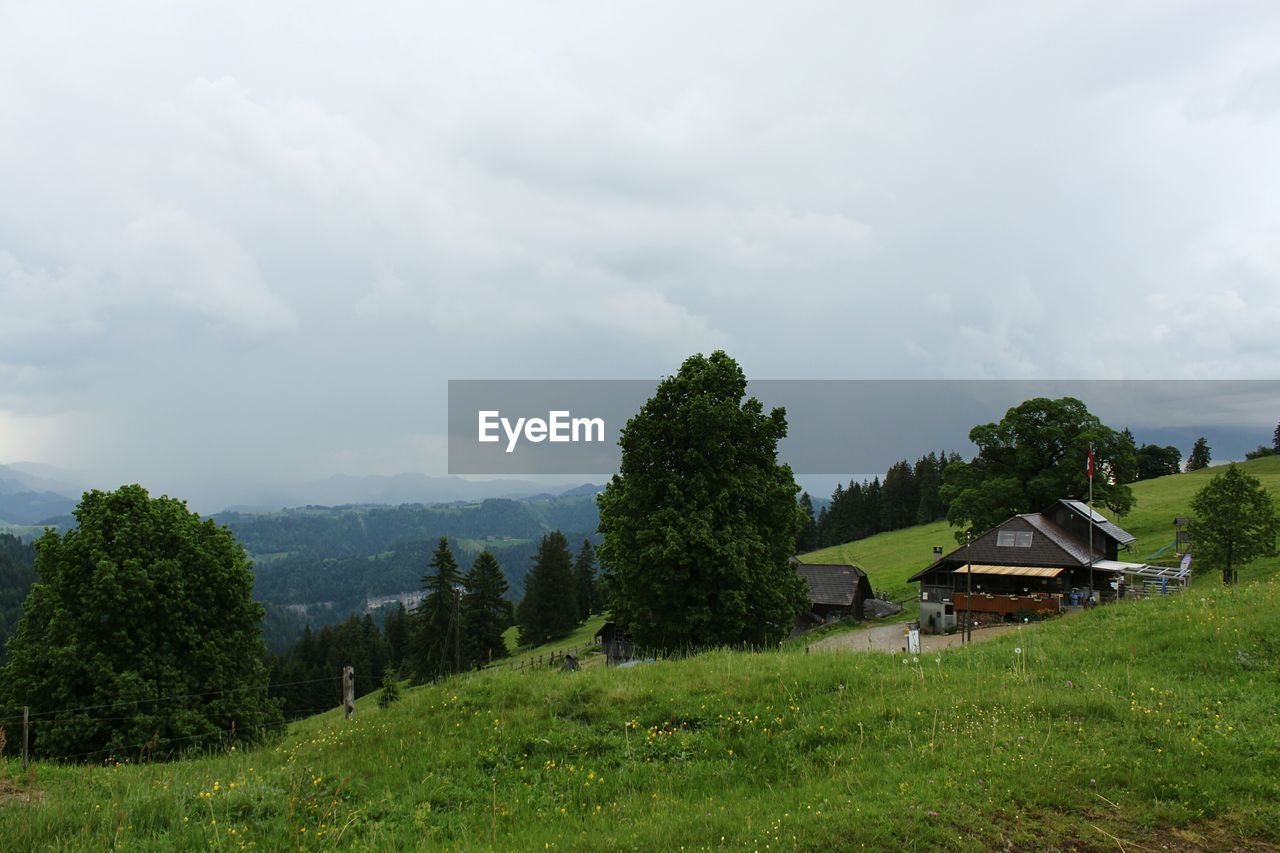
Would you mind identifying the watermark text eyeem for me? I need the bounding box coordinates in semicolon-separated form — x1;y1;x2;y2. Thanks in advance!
478;410;606;453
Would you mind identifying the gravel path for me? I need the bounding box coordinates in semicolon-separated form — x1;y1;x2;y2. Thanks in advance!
808;621;1028;654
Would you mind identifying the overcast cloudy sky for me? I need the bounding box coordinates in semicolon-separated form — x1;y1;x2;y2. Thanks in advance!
2;2;1279;507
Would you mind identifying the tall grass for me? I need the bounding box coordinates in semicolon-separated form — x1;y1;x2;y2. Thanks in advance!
4;569;1278;849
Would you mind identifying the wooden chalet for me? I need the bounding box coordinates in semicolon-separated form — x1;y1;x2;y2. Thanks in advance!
794;562;874;630
911;500;1145;634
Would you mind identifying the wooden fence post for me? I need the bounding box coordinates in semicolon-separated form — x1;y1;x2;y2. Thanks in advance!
343;666;355;720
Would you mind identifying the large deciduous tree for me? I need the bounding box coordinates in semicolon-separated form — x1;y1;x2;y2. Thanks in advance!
1;485;282;761
939;397;1137;542
597;351;808;650
1189;464;1279;585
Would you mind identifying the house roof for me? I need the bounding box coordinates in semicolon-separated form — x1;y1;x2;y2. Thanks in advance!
795;563;870;607
1056;499;1137;545
908;504;1129;583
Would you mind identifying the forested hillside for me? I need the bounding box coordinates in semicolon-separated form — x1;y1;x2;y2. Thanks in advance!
219;493;602;638
0;533;37;663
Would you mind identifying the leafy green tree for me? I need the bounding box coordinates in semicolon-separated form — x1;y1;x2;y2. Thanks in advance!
516;531;577;647
1;485;282;760
1274;420;1280;452
572;539;598;621
597;351;808;650
1135;444;1182;480
460;551;510;667
940;397;1137;542
1187;437;1212;471
1189;464;1279;585
409;538;463;682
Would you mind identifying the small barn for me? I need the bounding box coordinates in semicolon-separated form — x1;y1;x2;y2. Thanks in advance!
794;562;874;625
594;621;635;666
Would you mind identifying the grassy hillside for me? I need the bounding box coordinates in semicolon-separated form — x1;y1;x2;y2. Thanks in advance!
800;455;1280;597
3;568;1279;848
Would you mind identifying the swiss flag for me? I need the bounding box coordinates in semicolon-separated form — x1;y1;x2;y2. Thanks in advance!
1086;445;1095;479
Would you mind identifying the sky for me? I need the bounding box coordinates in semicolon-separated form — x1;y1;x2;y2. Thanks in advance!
2;2;1279;509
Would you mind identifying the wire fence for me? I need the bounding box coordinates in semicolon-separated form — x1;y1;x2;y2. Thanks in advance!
0;676;339;727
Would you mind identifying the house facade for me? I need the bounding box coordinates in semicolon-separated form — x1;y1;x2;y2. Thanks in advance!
911;500;1141;634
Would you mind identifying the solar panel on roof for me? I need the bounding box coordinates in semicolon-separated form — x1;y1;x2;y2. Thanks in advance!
1065;499;1107;522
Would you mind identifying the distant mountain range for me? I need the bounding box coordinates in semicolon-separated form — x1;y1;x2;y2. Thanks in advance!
0;463;81;524
0;461;603;527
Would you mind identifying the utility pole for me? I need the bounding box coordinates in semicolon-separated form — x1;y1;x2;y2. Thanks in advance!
342;666;355;720
22;706;29;772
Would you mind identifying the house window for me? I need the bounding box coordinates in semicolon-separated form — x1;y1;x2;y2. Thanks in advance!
996;530;1034;547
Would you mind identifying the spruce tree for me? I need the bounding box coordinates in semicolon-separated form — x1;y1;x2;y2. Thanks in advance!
460;551;510;667
516;531;578;647
572;540;598;621
409;538;463;682
1273;420;1280;453
1188;437;1212;471
383;602;410;671
377;666;401;709
796;493;819;553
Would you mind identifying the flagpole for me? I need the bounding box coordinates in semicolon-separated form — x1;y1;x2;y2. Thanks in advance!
1087;442;1094;606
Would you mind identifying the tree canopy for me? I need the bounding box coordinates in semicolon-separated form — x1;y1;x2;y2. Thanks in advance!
1;485;282;760
1189;464;1279;585
1135;444;1183;481
940;397;1136;541
597;351;808;650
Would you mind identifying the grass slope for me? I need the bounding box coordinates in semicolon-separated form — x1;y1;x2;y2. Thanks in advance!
799;456;1280;595
4;459;1279;848
3;573;1278;848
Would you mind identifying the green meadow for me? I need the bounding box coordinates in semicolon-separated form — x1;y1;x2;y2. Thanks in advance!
2;458;1278;849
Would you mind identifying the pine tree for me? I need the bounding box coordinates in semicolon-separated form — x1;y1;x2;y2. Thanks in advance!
796;493;818;552
516;531;578;647
460;551;510;667
1188;437;1212;471
383;602;410;671
1273;420;1280;453
377;666;401;709
572;540;598;621
409;538;463;682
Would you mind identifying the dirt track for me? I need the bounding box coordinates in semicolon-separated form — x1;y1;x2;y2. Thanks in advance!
808;621;1030;655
